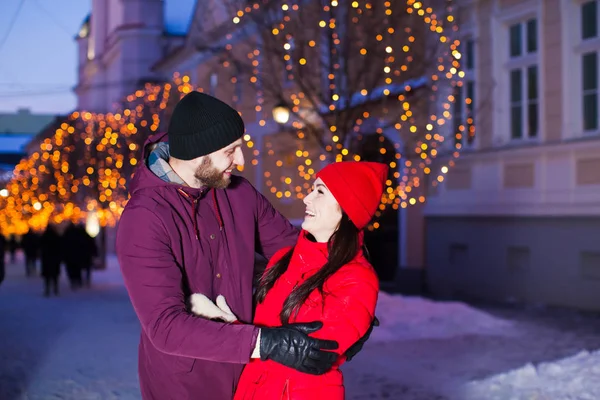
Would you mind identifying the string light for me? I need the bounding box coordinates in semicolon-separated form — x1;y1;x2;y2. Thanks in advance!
0;80;174;234
227;0;468;230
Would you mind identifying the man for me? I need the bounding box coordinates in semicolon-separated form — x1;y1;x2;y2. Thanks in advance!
117;92;371;400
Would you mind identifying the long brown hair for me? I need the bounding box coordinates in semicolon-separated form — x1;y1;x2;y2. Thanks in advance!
255;212;360;324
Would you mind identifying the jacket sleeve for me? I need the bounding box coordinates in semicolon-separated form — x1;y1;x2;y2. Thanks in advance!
116;205;260;364
307;265;379;356
253;185;299;260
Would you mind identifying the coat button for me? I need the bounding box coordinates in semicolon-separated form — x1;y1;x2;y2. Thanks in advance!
210;234;216;240
216;273;221;278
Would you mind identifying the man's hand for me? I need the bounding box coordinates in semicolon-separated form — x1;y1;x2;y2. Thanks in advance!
259;321;339;375
344;316;379;362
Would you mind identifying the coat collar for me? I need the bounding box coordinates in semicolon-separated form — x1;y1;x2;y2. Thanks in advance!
289;230;365;276
290;230;330;274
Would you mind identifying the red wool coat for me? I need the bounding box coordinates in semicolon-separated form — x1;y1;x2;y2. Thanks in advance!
234;230;379;400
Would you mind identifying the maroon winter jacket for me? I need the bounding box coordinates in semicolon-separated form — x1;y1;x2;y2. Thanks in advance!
116;132;298;400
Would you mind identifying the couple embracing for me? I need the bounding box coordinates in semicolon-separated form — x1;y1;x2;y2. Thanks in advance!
116;92;387;400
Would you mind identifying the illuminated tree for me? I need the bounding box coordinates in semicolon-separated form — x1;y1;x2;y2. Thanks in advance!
0;81;181;235
193;0;471;228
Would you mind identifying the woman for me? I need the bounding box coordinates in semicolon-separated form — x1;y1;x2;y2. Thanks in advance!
193;161;387;399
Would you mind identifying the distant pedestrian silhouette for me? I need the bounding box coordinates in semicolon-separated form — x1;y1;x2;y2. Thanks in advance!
21;230;40;277
0;234;6;286
7;235;18;264
40;225;62;296
62;223;97;289
77;224;97;287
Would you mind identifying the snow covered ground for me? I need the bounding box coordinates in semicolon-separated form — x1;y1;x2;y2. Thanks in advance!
1;254;600;400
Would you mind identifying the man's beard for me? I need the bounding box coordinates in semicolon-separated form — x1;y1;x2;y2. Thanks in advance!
194;157;232;189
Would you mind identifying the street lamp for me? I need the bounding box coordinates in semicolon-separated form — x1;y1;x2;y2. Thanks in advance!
272;102;290;124
0;189;8;197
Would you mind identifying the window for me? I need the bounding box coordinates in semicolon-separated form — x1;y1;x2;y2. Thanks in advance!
231;64;242;106
234;77;243;106
507;246;530;271
507;18;538;140
583;52;598;130
449;244;468;267
209;72;218;96
580;1;600;133
580;251;600;280
582;1;598;40
454;38;476;147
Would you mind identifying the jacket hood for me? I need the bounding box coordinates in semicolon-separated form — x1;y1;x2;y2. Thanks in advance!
128;131;204;196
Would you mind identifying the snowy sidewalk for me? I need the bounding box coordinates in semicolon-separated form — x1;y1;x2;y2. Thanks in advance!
1;255;600;399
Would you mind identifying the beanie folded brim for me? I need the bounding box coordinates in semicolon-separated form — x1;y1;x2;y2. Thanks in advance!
167;91;246;160
169;117;244;160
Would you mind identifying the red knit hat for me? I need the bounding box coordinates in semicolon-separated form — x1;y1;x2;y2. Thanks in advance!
316;161;389;229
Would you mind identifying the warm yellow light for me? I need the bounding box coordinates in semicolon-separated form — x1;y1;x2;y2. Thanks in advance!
86;212;100;238
272;103;290;124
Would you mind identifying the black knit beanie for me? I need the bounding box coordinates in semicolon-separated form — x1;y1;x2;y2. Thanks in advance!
167;91;245;160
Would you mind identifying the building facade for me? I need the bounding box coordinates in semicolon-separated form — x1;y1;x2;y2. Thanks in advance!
75;0;196;112
422;0;600;310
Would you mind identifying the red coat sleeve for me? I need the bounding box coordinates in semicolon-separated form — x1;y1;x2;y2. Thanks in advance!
116;205;259;364
306;263;379;356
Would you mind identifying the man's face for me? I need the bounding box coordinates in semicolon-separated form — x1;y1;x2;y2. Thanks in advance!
193;139;245;189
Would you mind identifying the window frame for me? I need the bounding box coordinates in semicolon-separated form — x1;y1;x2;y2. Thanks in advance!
490;0;542;146
445;4;478;152
453;36;477;149
209;72;218;96
506;18;539;141
561;0;600;139
578;0;600;135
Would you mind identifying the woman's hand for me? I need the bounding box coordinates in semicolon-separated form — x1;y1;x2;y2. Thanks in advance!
190;293;238;323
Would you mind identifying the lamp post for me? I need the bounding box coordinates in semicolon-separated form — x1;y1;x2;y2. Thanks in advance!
272;102;290;125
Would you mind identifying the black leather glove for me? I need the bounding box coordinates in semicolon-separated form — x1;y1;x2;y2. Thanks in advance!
260;321;339;375
344;316;379;362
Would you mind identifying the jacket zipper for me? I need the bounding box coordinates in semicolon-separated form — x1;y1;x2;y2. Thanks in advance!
177;188;200;240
